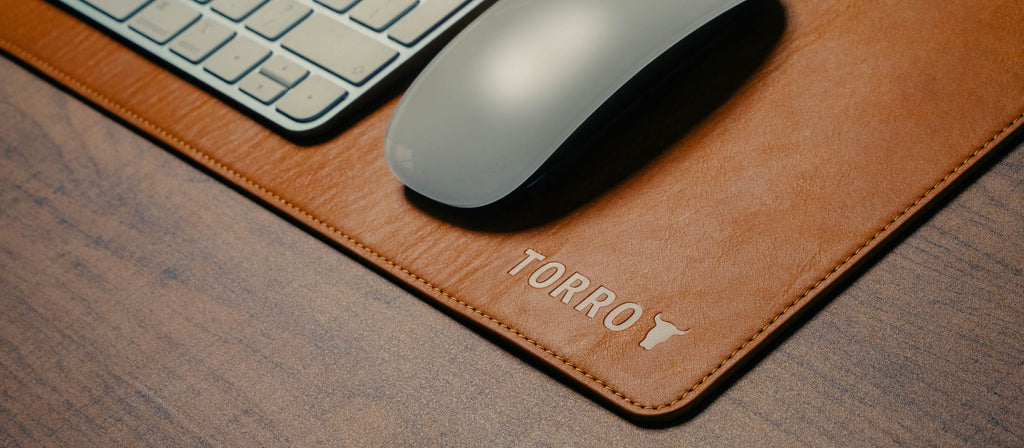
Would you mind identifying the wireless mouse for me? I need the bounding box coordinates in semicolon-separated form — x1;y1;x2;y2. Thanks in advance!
384;0;749;208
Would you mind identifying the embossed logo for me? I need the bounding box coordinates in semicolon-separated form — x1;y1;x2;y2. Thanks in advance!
639;314;690;350
508;249;690;350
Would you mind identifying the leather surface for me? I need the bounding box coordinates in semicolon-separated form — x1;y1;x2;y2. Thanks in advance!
2;0;1021;421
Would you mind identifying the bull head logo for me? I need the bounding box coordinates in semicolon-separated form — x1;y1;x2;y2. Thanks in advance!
639;313;690;350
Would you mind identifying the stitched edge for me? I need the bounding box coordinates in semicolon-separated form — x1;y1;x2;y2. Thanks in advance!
4;34;1023;412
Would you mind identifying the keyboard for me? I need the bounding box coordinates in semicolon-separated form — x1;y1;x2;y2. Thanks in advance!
57;0;489;137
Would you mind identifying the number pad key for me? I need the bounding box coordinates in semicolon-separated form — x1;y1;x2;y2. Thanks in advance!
170;17;235;62
388;0;469;46
313;0;359;13
211;0;267;21
245;0;311;40
129;0;201;44
349;0;418;32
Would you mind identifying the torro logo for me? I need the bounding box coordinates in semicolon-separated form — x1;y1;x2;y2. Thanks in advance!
508;249;690;350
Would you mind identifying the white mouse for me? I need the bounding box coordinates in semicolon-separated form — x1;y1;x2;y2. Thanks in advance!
384;0;749;208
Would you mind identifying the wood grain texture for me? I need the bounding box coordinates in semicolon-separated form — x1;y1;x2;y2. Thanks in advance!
1;54;1022;447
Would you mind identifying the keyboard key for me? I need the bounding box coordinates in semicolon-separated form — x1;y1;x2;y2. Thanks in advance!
259;55;307;87
239;71;287;103
314;0;359;13
349;0;418;32
129;0;201;44
82;0;152;21
276;75;347;122
204;36;271;82
245;0;310;40
388;0;469;46
170;17;235;63
211;0;267;21
282;14;397;85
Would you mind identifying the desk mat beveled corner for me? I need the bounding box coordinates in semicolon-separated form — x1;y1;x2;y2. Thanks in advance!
2;0;1023;422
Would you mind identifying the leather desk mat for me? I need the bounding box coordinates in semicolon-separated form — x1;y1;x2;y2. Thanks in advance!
2;0;1022;421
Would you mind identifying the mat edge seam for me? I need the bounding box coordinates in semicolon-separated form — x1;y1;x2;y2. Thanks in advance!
3;32;1021;413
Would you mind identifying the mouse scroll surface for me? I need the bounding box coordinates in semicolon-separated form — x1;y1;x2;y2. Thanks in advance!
385;0;748;208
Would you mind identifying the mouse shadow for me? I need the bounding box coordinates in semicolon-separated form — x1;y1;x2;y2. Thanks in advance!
405;0;787;232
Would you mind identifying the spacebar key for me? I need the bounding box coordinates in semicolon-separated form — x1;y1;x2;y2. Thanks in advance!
282;14;398;86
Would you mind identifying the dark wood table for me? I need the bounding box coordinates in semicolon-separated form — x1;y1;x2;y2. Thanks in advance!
2;56;1022;446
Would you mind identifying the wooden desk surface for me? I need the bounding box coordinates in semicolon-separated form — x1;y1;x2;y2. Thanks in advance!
2;56;1022;446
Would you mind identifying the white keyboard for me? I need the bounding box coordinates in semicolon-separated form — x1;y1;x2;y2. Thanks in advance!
58;0;489;137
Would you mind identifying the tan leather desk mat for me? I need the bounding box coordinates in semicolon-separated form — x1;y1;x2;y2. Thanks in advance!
3;0;1022;421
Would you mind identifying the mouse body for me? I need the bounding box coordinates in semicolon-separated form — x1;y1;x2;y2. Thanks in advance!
385;0;749;208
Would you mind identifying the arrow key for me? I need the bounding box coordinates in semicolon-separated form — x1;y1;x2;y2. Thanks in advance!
275;75;347;122
204;36;270;83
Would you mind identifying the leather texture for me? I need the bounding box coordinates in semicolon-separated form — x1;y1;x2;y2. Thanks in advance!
2;0;1022;421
